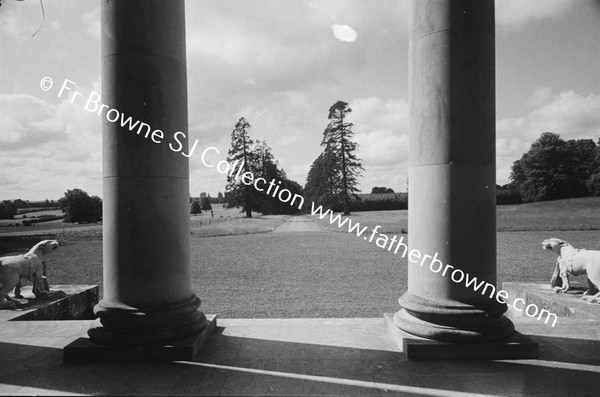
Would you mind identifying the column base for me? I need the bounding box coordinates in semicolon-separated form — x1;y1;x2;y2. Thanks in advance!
397;293;516;342
64;314;217;363
88;296;207;345
384;313;538;360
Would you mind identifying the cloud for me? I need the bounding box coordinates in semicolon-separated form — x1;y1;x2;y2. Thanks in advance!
82;6;100;40
0;0;42;39
496;0;574;28
331;24;357;42
345;97;409;191
350;97;409;165
0;94;64;150
496;90;600;184
498;91;600;142
0;91;102;199
526;86;553;108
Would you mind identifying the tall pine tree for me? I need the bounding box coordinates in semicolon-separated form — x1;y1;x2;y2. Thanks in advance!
321;101;363;215
226;117;256;218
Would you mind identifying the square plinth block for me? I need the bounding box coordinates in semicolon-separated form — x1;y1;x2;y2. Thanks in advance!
384;313;538;360
63;315;217;363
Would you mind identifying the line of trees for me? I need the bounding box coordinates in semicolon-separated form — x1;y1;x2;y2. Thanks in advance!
190;193;213;215
371;187;395;194
224;117;303;217
500;132;600;204
0;199;59;219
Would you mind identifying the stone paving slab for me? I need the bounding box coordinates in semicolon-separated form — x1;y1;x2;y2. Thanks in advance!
0;317;599;396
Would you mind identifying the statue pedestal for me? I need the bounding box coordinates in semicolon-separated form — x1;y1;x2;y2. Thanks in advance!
1;285;98;322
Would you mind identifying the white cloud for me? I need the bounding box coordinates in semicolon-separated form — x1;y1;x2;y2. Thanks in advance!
347;97;409;191
0;0;42;39
496;0;573;28
498;91;600;141
82;6;100;40
355;129;408;166
526;86;553;108
0;94;63;150
0;91;102;199
496;90;600;184
331;24;357;42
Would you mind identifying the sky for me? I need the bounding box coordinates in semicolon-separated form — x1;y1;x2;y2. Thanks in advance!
0;0;599;200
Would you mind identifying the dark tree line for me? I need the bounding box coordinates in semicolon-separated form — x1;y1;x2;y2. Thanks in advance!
0;201;17;219
502;132;600;203
371;187;395;194
225;117;303;216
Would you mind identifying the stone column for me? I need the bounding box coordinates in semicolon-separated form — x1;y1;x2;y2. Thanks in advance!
87;0;211;347
386;0;536;359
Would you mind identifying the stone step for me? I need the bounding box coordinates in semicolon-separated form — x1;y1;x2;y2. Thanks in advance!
503;282;600;320
0;285;98;322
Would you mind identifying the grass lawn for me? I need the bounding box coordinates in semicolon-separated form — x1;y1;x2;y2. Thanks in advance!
41;229;595;318
311;209;408;234
4;197;600;318
311;196;600;234
191;215;286;237
496;197;600;231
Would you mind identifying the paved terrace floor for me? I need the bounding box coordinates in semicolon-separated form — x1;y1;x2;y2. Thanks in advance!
1;314;599;396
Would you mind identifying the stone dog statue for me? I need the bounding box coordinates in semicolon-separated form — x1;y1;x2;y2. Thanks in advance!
542;238;600;303
0;240;59;309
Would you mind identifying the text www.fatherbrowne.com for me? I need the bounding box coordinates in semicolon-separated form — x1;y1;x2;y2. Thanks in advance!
41;76;559;329
310;202;559;328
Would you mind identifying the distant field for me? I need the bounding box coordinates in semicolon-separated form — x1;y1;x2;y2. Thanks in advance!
311;197;600;233
191;216;286;237
15;207;61;217
496;197;600;231
0;203;259;238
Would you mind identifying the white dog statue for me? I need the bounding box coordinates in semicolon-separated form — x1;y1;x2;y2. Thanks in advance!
0;240;59;309
542;238;600;303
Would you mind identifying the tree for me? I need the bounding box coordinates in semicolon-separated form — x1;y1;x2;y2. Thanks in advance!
59;189;102;223
244;140;303;215
200;193;212;211
371;187;395;194
13;199;27;209
587;140;600;195
320;100;364;215
510;132;597;202
305;150;340;209
0;200;17;219
510;132;571;202
496;183;521;205
217;191;224;203
190;199;202;215
270;177;304;214
566;138;596;197
225;117;258;218
252;140;282;214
